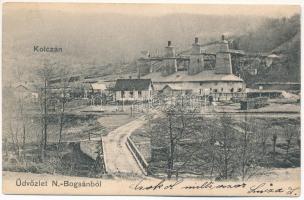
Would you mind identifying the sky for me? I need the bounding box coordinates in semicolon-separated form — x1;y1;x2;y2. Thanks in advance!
3;3;300;17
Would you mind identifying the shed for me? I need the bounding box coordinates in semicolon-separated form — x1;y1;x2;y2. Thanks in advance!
160;84;192;96
91;83;107;94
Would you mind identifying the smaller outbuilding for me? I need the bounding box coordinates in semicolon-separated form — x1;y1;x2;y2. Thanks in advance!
160;84;192;96
13;82;39;102
113;78;153;102
91;82;107;95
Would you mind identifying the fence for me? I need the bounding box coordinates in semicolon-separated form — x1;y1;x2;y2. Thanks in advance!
126;137;149;175
100;138;107;174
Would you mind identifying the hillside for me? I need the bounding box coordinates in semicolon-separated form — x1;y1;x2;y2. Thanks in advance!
3;8;266;84
3;6;300;85
235;14;300;84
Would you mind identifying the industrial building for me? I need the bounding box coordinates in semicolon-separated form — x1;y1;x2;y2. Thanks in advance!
140;35;246;101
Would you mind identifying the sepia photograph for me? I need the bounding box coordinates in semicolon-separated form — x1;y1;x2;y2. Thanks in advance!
1;2;301;196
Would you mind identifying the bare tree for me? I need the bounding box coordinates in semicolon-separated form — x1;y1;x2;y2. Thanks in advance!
296;126;301;149
16;91;27;148
237;116;263;181
58;67;70;145
12;64;28;150
36;60;56;153
271;132;278;162
239;114;250;181
9;113;20;158
258;123;271;163
201;121;218;179
5;88;22;159
212;113;238;180
284;124;298;160
165;106;176;179
157;96;201;179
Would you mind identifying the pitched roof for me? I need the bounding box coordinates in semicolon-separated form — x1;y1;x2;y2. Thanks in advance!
14;82;37;91
114;79;152;91
161;84;192;91
142;70;243;83
15;84;29;90
91;83;107;90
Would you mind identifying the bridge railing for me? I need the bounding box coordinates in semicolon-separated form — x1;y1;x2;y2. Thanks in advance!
126;136;149;175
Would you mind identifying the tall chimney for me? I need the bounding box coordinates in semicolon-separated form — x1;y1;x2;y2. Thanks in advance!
189;37;204;75
164;41;175;57
162;41;177;75
195;37;199;44
215;35;232;74
191;37;201;54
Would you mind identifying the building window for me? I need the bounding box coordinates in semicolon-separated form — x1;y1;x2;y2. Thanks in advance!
214;89;218;93
238;88;242;92
121;91;125;98
138;91;142;98
221;88;224;92
230;88;234;93
210;88;212;91
130;91;134;98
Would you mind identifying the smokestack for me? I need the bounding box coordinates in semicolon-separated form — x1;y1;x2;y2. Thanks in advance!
163;40;177;75
189;37;204;75
164;41;175;57
215;35;232;74
195;37;199;44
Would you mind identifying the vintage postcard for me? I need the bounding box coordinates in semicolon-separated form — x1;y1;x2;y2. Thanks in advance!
2;2;301;196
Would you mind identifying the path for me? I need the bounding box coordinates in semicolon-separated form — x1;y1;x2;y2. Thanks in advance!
102;116;146;175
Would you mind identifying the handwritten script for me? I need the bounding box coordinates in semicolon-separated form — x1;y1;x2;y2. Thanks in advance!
130;179;299;196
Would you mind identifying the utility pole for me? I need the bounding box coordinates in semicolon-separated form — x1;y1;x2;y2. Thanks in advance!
43;76;48;150
122;94;124;111
204;89;208;112
137;61;141;79
167;110;174;179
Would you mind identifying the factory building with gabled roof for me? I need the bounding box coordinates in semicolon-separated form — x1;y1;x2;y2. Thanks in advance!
140;35;246;101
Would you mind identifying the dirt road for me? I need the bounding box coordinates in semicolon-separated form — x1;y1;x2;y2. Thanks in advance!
102;116;146;175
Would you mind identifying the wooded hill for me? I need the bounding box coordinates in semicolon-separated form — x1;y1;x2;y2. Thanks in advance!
235;14;300;84
3;9;300;84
